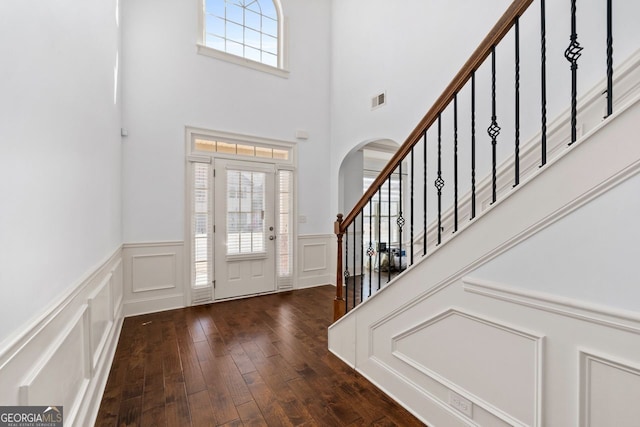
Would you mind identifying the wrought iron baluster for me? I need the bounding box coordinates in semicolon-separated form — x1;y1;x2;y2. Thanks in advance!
423;132;427;255
344;227;349;312
435;114;444;245
515;16;521;187
397;162;404;273
565;0;583;145
410;147;414;266
377;187;381;290
352;221;356;309
606;0;613;117
541;0;547;166
454;94;459;233
360;210;364;303
488;46;501;204
471;72;476;219
387;175;392;283
368;198;373;296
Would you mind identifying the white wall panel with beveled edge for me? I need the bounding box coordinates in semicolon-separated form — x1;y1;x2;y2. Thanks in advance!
580;351;640;427
122;242;185;316
392;310;542;426
297;234;335;288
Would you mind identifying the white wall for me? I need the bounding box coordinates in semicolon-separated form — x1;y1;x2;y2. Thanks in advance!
474;170;640;313
0;0;123;347
121;0;333;242
339;148;363;214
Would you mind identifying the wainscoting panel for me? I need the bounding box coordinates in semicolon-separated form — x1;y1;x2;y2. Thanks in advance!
111;259;123;319
131;253;176;293
89;276;113;371
19;306;90;426
391;310;542;426
297;234;335;288
0;247;124;427
122;242;185;316
302;243;327;272
581;351;640;427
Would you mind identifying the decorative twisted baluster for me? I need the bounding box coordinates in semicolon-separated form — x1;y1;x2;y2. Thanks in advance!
488;46;501;204
435;115;444;245
397;162;404;273
565;0;583;145
367;199;373;295
377;187;381;289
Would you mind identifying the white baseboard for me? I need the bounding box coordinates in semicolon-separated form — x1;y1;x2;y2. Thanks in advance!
0;247;124;427
296;274;333;289
122;293;185;317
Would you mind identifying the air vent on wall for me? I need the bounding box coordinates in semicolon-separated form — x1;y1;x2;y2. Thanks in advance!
371;92;386;109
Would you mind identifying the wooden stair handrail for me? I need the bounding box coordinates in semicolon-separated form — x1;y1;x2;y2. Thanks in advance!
338;0;533;232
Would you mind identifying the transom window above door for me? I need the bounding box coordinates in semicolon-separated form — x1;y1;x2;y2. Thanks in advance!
198;0;286;75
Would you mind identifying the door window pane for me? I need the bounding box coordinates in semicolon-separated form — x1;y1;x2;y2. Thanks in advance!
226;170;266;255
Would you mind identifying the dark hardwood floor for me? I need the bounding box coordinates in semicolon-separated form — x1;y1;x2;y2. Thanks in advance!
96;285;424;426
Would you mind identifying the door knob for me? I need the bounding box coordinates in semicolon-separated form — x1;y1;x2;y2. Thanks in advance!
269;235;276;240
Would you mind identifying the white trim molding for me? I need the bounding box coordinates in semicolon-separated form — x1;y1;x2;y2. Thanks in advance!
463;277;640;335
389;309;543;427
580;350;640;426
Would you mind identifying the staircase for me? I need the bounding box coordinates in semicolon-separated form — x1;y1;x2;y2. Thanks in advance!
328;0;640;425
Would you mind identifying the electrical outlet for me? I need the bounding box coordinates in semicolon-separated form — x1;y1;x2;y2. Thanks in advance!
298;215;307;224
449;391;473;417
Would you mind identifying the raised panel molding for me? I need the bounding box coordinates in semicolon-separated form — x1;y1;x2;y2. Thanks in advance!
580;351;640;427
131;253;177;293
89;275;114;371
297;234;335;288
122;242;185;317
391;309;543;426
19;306;91;426
111;259;123;319
302;243;327;272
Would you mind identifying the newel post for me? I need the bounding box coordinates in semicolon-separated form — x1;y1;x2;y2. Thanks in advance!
333;213;346;321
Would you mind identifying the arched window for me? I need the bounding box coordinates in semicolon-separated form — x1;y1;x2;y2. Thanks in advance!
200;0;282;69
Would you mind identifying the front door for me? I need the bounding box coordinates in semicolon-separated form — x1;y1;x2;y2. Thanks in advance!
213;158;277;299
